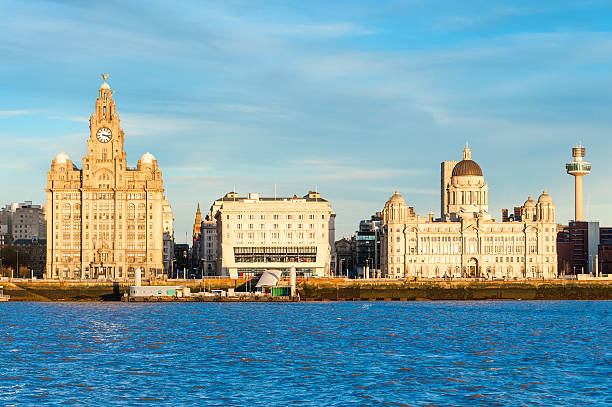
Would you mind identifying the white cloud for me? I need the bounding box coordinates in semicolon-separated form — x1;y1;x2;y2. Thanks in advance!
0;110;34;118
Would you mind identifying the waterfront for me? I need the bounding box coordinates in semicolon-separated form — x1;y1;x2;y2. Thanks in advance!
0;302;610;406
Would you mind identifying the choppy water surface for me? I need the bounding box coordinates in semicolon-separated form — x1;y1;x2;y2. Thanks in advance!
0;301;610;406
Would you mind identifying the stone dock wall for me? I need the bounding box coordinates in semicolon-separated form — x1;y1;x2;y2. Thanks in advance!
1;279;612;301
298;280;612;301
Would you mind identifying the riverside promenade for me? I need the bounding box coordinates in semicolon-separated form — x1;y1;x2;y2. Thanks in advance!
0;278;611;301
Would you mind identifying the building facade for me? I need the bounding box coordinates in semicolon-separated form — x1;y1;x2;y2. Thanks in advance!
599;227;612;275
162;198;175;276
192;203;202;269
45;77;171;280
213;191;334;278
334;237;355;278
382;144;558;280
199;216;218;275
557;221;611;276
355;213;382;278
1;201;45;241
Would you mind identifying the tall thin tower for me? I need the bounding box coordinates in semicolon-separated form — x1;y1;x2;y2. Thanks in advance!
566;145;591;221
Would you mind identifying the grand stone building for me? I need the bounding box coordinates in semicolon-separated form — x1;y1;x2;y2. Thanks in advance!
382;144;558;280
209;191;335;278
45;76;172;280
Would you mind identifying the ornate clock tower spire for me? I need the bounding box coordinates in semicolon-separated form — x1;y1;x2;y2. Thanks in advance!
83;74;127;187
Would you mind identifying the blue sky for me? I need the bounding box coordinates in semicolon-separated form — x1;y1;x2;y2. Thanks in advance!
1;0;612;243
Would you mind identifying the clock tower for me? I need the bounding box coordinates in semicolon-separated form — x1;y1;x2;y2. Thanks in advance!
45;75;173;281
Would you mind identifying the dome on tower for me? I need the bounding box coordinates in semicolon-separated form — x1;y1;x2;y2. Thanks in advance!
451;142;483;177
139;152;155;164
385;190;406;206
537;190;553;203
53;152;71;164
452;160;483;177
524;196;536;207
387;190;406;205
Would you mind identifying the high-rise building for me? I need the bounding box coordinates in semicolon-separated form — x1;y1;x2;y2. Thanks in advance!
355;212;382;278
1;201;45;242
45;75;170;280
199;215;218;275
599;227;612;275
440;160;459;221
566;145;591;221
162;198;175;276
556;221;600;275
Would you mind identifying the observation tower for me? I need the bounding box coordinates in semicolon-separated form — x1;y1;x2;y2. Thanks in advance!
565;145;591;221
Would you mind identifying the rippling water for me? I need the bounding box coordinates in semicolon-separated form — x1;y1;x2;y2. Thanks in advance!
0;301;610;406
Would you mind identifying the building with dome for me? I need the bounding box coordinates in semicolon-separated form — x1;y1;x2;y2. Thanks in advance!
45;76;172;280
381;144;558;280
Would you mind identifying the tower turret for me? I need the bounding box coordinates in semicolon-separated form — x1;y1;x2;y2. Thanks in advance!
566;145;591;221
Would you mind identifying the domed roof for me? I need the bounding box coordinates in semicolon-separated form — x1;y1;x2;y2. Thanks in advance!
100;82;110;90
139;152;155;164
524;196;536;207
538;190;553;203
452;160;483;177
53;152;70;164
387;190;406;205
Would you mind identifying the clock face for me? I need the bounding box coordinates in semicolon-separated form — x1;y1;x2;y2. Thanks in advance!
96;127;112;143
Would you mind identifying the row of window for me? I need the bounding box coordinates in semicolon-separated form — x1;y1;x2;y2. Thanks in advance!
54;192;154;200
233;223;323;230
389;256;551;264
235;232;318;241
227;214;326;220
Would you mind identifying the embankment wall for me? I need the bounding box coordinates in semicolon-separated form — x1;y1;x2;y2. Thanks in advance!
2;279;612;301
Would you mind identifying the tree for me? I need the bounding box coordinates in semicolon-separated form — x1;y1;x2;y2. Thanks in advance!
0;246;31;277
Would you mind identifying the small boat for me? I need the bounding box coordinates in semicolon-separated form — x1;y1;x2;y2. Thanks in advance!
0;286;9;302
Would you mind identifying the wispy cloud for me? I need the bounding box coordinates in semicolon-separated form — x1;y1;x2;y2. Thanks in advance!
0;110;34;118
268;22;376;38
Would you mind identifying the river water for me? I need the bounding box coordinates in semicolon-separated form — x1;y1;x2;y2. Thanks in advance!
0;301;610;406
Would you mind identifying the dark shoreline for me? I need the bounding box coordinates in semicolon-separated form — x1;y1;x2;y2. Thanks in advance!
2;279;612;302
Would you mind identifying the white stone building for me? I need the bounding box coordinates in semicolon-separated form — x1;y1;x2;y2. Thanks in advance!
212;191;335;278
382;144;557;280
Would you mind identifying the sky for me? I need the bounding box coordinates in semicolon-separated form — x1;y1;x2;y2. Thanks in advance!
1;0;612;243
